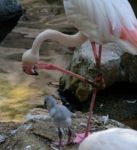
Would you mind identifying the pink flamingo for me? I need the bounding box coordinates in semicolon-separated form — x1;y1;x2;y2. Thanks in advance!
22;0;137;144
79;128;137;150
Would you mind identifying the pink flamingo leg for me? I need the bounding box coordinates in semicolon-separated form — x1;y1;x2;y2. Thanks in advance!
98;45;102;68
92;42;102;69
36;63;86;82
73;88;97;143
36;63;95;85
84;88;97;137
73;43;103;144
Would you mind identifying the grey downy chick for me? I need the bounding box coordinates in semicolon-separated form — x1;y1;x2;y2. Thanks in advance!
44;95;72;146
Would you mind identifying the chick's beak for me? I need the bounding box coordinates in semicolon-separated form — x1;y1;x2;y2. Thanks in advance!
22;64;39;75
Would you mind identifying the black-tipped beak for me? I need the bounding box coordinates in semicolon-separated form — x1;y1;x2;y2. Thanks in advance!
23;64;39;76
31;65;39;75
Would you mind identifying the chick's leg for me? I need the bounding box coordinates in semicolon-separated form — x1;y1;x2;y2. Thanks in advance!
58;127;63;147
67;127;72;144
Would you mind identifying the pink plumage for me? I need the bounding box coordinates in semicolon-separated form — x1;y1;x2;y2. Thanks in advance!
63;0;137;54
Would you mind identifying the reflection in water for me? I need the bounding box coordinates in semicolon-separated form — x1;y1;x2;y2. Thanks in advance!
0;81;38;122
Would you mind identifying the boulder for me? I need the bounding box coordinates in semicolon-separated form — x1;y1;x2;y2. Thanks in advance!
59;41;137;103
46;0;63;4
0;0;22;42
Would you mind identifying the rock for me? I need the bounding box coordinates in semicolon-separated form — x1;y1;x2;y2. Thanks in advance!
0;135;6;144
25;108;50;121
0;109;128;150
46;0;63;5
0;0;22;42
59;41;137;103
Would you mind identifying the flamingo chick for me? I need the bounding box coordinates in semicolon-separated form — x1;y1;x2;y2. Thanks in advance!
79;128;137;150
44;95;72;147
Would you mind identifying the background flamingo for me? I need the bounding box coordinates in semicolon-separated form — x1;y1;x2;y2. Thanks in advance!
22;0;137;144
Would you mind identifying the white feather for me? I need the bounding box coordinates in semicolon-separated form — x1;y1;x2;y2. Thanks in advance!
63;0;137;54
79;128;137;150
22;29;87;64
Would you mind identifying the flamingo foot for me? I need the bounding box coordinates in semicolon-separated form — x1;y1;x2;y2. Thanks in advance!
73;132;90;144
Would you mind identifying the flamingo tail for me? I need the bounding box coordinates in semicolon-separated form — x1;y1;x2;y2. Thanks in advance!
118;25;137;55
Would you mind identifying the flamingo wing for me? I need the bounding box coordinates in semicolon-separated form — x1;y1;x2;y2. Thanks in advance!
79;128;137;150
64;0;137;53
104;0;137;47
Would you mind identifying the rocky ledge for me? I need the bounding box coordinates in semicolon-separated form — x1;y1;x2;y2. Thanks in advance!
0;108;127;150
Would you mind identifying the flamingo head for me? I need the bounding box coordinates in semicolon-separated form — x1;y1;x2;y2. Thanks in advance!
22;49;39;75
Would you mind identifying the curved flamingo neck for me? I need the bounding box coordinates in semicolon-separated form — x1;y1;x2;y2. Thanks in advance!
31;29;87;55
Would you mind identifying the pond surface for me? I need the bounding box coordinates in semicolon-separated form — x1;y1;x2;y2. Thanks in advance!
0;78;38;122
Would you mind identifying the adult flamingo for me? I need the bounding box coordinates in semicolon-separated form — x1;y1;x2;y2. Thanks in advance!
22;0;137;144
79;128;137;150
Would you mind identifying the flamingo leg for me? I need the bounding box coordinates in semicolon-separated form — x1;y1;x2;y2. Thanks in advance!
84;88;97;137
35;63;97;86
73;43;104;144
67;127;72;145
92;42;99;64
98;45;102;68
53;128;64;148
84;43;103;137
92;42;102;68
58;128;62;147
53;127;72;147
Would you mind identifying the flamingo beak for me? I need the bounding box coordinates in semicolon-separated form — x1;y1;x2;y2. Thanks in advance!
22;64;39;75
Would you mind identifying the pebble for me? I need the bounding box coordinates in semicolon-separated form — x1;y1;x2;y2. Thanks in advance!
0;135;6;144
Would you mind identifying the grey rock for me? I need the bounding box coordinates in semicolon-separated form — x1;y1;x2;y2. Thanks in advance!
46;0;63;5
0;0;21;15
59;41;137;102
0;135;6;144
